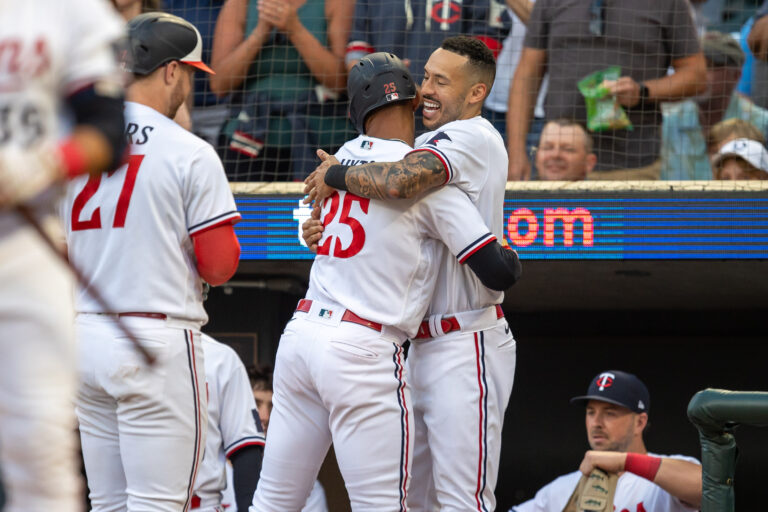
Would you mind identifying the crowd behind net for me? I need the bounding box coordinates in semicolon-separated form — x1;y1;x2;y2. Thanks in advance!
146;0;768;184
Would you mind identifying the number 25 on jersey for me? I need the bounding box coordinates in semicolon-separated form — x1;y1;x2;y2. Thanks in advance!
70;155;144;231
317;191;370;258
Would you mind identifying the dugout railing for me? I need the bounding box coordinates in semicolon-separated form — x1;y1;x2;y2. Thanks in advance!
688;388;768;512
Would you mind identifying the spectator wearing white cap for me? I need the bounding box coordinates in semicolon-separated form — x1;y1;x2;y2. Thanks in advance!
712;138;768;180
660;31;768;180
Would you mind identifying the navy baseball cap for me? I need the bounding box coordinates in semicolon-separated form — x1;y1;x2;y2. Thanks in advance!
570;370;650;414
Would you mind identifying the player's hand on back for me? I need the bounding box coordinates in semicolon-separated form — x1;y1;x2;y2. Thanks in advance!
579;450;626;476
303;149;339;206
302;209;324;253
0;145;65;208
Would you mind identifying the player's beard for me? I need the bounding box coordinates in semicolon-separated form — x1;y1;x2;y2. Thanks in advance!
168;79;187;120
588;422;634;452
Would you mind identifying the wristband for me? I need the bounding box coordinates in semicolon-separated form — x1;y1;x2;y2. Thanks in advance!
636;83;650;109
624;453;661;481
58;139;88;179
325;164;350;191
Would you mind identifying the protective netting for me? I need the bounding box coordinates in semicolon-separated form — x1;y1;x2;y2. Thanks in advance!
140;0;767;182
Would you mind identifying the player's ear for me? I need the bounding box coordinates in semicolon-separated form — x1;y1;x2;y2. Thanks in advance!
635;412;649;434
163;60;180;84
467;82;487;106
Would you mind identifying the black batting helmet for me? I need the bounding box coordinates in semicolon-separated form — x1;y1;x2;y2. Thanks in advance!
126;12;214;75
348;52;417;134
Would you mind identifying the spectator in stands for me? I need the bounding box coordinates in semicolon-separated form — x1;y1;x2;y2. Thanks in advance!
687;0;707;37
165;0;229;145
707;118;765;158
748;2;768;62
534;119;596;181
484;0;548;167
661;31;768;180
211;0;354;181
111;0;160;21
712;138;768;180
345;0;509;84
509;370;702;512
508;0;706;181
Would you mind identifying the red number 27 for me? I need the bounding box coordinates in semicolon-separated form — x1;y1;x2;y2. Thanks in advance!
71;154;144;231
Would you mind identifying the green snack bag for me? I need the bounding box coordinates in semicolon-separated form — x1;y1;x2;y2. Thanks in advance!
577;66;633;132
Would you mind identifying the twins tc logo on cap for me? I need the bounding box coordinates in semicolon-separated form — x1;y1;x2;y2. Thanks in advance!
571;370;651;414
596;372;615;391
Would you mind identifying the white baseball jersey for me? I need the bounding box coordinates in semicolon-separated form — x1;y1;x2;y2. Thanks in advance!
0;2;123;511
194;334;266;508
510;454;701;512
412;116;508;316
0;0;124;236
62;101;240;325
307;134;498;338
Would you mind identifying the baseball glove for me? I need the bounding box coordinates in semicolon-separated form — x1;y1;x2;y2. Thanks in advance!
562;468;618;512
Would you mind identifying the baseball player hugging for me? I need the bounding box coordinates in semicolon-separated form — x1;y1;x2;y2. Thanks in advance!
304;36;518;511
252;52;520;512
61;13;241;512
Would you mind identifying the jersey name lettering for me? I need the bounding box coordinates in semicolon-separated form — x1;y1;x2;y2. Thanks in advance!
339;158;371;166
0;38;51;86
125;123;155;145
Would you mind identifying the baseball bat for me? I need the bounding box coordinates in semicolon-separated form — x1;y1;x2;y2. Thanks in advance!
16;205;156;366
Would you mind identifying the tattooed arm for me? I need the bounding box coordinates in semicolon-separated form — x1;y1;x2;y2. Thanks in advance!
303;149;448;205
342;150;447;200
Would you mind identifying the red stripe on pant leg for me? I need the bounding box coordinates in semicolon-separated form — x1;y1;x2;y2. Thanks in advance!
474;333;485;511
190;331;204;507
397;346;410;511
184;330;204;512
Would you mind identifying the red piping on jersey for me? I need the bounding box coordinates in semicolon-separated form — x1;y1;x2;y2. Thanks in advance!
225;440;266;458
407;147;451;184
189;214;241;237
458;236;497;264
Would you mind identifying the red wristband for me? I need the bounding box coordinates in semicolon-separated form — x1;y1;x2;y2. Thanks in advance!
58;139;87;179
624;453;662;481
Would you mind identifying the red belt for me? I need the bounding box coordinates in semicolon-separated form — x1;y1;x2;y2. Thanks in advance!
414;305;504;339
190;495;201;509
118;312;167;320
296;299;382;332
